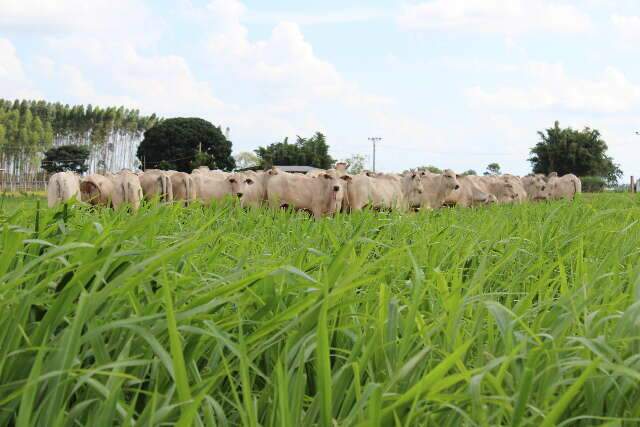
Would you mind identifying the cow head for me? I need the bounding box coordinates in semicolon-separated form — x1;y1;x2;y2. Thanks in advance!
442;169;460;191
322;172;345;213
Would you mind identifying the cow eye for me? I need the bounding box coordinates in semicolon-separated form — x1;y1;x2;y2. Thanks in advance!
229;178;236;183
245;179;254;184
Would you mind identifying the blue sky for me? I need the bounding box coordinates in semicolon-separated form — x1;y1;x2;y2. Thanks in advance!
1;0;639;177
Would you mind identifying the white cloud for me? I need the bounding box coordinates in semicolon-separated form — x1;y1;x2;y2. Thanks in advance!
0;37;41;99
611;14;640;43
204;0;384;108
0;0;160;43
467;62;640;113
398;0;591;35
199;0;395;145
246;8;387;26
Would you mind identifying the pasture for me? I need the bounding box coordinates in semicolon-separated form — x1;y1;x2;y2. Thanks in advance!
1;193;640;426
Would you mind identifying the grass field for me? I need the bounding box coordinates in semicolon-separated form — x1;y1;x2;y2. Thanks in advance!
2;193;640;426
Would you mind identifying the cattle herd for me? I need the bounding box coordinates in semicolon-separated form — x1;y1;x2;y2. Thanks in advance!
46;162;582;217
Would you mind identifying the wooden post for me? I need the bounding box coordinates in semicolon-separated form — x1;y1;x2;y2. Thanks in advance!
631;176;636;193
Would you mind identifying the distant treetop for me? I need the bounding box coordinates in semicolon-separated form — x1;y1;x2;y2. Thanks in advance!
255;132;334;169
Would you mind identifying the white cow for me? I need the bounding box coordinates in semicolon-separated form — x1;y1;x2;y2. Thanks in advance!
110;171;144;211
419;169;460;209
228;171;269;208
192;171;232;204
139;170;173;202
266;168;345;218
47;172;81;208
548;173;581;200
170;172;197;204
80;174;115;207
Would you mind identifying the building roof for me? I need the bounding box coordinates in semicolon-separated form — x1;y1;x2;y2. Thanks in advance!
235;165;318;173
274;165;317;173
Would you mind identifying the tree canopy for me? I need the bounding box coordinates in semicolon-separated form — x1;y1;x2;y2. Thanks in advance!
137;117;235;172
41;145;91;174
341;154;368;174
0;99;159;176
484;163;501;176
255;132;334;169
234;152;259;170
529;121;622;184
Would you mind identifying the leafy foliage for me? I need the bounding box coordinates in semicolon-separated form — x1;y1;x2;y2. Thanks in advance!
41;144;91;174
255;132;334;169
234;151;259;170
137;117;235;172
415;165;443;174
342;154;368;174
2;194;640;425
580;176;606;192
529;121;622;184
484;163;501;176
461;169;477;176
0;99;159;176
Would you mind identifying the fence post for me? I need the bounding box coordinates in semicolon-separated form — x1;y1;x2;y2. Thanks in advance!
631;176;636;193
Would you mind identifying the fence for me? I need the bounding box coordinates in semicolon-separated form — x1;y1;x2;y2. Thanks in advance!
0;171;49;193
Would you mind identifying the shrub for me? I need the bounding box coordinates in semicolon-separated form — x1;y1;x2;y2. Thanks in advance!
580;176;606;192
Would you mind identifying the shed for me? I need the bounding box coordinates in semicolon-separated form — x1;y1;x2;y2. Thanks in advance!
274;165;317;174
235;165;318;174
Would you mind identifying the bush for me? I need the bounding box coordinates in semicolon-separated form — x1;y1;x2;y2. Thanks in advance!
580;176;606;192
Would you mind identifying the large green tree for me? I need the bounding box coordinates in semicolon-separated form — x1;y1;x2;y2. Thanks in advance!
341;154;368;174
137;118;235;172
41;145;91;174
255;132;334;169
529;121;622;184
484;163;501;176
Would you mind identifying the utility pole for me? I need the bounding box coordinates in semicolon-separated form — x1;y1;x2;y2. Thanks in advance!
368;137;382;172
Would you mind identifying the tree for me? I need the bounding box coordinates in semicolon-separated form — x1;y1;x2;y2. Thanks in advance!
41;145;91;174
484;163;501;176
255;132;334;169
342;154;368;174
416;165;442;174
0;98;158;177
529;121;622;184
234;151;259;170
461;169;477;176
137;117;235;172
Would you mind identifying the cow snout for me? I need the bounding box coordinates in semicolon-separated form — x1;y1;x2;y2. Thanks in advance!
454;184;460;190
333;185;340;192
236;193;243;198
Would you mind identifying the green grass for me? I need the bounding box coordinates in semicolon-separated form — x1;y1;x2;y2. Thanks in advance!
1;193;640;426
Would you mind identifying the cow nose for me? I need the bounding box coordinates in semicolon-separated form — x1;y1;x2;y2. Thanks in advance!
333;185;340;191
454;184;460;190
236;193;243;198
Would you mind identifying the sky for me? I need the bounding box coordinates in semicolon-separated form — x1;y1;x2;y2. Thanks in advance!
1;0;639;177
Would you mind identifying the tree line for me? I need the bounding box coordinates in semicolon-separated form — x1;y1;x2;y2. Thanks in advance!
0;99;624;190
0;99;159;177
